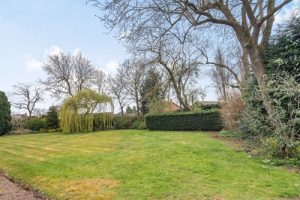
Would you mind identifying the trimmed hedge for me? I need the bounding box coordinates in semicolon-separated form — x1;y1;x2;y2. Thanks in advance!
201;104;221;110
145;110;223;131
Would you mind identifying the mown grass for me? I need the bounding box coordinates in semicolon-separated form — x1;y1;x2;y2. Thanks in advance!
0;130;299;200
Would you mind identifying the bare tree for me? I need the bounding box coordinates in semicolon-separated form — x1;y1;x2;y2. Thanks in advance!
90;0;292;116
12;83;43;117
118;59;145;116
73;53;97;92
129;31;201;111
210;48;238;101
185;83;206;106
107;74;127;116
42;51;97;98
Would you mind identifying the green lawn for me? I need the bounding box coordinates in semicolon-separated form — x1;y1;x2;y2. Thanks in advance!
0;130;299;200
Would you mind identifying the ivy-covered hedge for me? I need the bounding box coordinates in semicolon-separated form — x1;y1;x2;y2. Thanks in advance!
145;110;223;131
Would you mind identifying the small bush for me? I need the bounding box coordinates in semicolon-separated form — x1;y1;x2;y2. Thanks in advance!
219;130;235;137
26;117;46;131
191;102;220;111
39;128;48;133
130;117;143;129
137;121;147;130
44;128;62;133
201;104;221;110
11;117;28;131
220;94;245;130
47;129;59;133
145;110;223;131
55;128;62;132
114;116;137;129
9;129;32;135
131;117;147;130
259;137;282;157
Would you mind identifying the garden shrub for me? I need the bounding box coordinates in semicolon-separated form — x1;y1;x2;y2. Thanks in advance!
9;128;32;135
137;120;147;130
220;94;245;130
39;128;63;133
240;73;300;157
191;102;221;111
145;110;223;131
201;104;221;110
113;116;137;129
219;130;236;137
26;117;46;131
11;117;28;131
258;137;281;157
131;117;146;129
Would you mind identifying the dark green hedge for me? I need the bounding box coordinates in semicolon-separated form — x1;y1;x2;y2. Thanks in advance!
26;117;47;131
145;110;223;131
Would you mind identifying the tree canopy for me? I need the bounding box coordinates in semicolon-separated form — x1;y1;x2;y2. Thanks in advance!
46;106;59;129
265;17;300;78
141;68;164;115
0;91;12;135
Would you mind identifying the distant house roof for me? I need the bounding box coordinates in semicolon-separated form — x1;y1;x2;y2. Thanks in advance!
163;101;179;112
197;101;219;105
11;114;28;119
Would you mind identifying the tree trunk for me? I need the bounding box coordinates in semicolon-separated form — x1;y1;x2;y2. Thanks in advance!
174;85;190;111
136;100;140;116
222;82;228;101
120;106;124;116
247;47;274;117
167;70;190;111
160;62;191;111
241;50;250;83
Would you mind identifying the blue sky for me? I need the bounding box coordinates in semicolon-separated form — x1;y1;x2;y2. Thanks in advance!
0;0;125;89
0;0;299;112
0;0;127;111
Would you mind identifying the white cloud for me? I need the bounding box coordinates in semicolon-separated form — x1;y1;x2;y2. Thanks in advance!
44;45;63;57
25;45;63;72
106;60;119;69
72;48;81;56
25;55;43;71
97;60;120;75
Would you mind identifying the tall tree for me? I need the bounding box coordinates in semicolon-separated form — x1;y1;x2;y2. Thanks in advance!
42;51;97;99
12;83;43;117
0;91;12;135
95;69;107;94
91;0;292;116
141;68;164;115
107;74;128;116
131;33;200;111
118;59;145;116
46;106;59;129
211;48;236;101
241;17;300;157
265;17;300;77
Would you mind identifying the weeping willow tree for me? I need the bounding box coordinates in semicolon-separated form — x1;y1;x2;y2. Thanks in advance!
60;89;114;133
